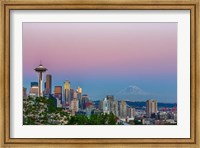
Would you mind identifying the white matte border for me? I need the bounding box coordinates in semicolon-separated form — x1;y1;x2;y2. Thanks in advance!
10;10;190;138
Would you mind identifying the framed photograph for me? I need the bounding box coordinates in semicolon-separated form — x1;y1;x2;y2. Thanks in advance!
0;0;199;147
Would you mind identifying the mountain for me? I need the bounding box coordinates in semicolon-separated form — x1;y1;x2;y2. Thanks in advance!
126;101;177;109
115;85;155;101
117;85;146;95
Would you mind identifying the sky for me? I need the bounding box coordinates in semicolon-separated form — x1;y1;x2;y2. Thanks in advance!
23;22;177;103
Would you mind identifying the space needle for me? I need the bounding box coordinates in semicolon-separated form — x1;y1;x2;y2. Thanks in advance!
34;64;47;97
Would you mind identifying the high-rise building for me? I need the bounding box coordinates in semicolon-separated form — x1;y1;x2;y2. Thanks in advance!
111;100;119;117
76;86;82;94
76;86;82;109
73;92;78;99
56;98;62;108
107;95;114;110
146;99;157;117
106;95;114;102
103;98;110;114
119;101;127;119
54;86;62;104
29;86;39;97
81;94;89;109
23;87;27;99
127;107;135;118
71;98;79;115
63;80;70;104
70;89;74;100
99;100;103;111
44;74;52;95
85;101;93;117
34;64;47;97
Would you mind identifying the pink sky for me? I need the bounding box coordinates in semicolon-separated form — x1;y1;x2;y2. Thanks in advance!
23;23;177;102
23;23;177;76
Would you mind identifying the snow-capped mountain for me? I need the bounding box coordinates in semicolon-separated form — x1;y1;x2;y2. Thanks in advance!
115;85;154;101
117;85;146;95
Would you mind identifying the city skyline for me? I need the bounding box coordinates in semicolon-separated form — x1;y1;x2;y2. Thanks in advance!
23;22;177;103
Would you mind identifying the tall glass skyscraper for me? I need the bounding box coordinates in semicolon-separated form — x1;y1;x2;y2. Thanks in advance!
63;80;70;104
44;74;52;95
146;99;157;117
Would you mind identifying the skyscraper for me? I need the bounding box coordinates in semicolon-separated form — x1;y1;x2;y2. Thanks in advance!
85;101;93;117
44;74;52;95
54;86;62;104
70;89;74;100
119;101;127;119
76;86;82;94
146;99;157;117
103;97;110;114
106;95;114;102
111;100;119;117
71;98;79;116
127;107;135;118
76;86;82;109
99;100;103;111
81;94;89;109
34;64;47;97
73;91;78;99
63;80;70;104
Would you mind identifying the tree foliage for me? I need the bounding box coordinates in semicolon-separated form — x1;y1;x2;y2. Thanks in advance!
67;112;118;125
23;96;69;125
23;96;119;125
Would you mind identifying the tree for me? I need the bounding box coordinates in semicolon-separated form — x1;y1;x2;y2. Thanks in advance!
67;112;118;125
23;96;69;125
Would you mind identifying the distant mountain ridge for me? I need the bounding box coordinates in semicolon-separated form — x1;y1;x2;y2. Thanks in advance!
125;101;177;108
93;100;177;109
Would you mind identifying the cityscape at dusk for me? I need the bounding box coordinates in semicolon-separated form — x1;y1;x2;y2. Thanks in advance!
23;23;177;125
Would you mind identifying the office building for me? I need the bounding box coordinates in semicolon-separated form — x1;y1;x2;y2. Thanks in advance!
119;101;127;119
54;86;62;104
106;95;114;102
103;97;110;114
146;99;158;117
81;94;89;109
56;98;62;108
76;86;82;94
71;98;79;115
63;80;70;104
70;89;74;100
76;86;82;109
127;107;135;118
85;101;93;117
29;86;39;97
44;74;52;95
73;91;78;99
99;100;103;111
111;100;119;117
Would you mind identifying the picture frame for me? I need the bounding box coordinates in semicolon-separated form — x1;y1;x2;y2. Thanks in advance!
0;0;199;147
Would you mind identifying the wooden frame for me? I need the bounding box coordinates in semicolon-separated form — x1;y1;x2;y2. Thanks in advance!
0;0;199;147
